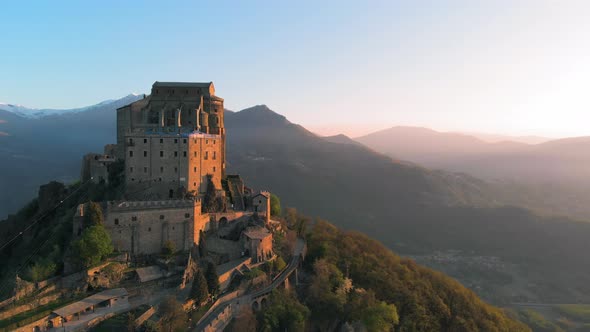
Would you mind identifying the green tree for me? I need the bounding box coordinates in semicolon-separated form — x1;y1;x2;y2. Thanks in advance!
274;256;287;271
260;289;309;332
306;259;347;328
158;296;187;332
27;257;57;282
204;261;220;296
270;193;281;217
190;269;209;305
306;220;530;332
84;201;104;227
361;302;399;332
162;240;176;259
72;224;113;268
349;290;399;332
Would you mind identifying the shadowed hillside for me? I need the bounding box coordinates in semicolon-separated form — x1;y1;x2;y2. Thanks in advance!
0;95;142;219
3;102;590;306
225;105;498;222
225;106;590;305
356;126;590;220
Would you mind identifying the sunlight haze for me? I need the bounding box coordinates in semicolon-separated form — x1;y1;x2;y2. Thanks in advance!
1;1;589;137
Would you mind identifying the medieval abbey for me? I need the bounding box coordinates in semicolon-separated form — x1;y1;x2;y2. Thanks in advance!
0;83;291;331
77;81;274;263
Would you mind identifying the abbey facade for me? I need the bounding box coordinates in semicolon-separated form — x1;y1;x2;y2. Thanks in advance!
77;82;272;260
117;82;225;199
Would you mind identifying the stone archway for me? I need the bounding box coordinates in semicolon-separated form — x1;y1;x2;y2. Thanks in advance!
219;217;228;228
261;297;268;309
252;300;260;311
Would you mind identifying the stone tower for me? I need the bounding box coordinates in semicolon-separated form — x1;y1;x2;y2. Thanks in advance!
116;82;226;199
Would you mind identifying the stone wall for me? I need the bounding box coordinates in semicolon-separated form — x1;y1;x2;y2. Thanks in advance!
0;293;60;320
81;153;115;183
124;132;222;199
11;314;51;332
0;296;15;310
187;134;223;193
134;306;156;328
104;200;202;254
252;192;271;223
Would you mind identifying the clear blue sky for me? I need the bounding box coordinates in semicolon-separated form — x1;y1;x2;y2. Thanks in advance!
1;1;589;137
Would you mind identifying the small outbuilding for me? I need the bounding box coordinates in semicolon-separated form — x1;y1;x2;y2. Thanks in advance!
241;226;273;263
50;288;128;326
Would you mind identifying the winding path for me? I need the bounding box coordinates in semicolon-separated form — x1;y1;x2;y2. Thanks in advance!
194;238;305;331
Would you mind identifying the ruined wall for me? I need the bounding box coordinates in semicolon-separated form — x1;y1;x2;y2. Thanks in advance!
81;153;114;184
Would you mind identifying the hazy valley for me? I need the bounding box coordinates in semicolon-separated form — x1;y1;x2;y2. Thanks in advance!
3;100;590;314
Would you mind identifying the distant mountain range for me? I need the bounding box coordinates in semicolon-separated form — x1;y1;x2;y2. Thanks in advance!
355;126;590;183
223;106;590;304
0;94;143;219
354;126;590;219
3;98;590;306
0;95;140;119
458;131;552;144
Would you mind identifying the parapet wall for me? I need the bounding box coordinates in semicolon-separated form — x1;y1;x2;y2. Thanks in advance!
107;199;200;212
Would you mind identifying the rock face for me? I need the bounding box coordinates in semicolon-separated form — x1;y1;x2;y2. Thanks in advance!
38;181;67;213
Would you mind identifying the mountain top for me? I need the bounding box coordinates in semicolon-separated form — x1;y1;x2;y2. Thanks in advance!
230;104;288;124
0;94;142;119
322;134;362;146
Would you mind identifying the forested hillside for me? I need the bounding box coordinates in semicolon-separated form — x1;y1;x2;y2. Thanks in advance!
240;218;530;331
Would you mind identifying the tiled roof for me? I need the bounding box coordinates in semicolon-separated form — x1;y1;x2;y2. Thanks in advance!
53;288;128;317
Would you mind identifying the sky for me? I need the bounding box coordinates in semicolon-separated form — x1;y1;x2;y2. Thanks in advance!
1;1;589;138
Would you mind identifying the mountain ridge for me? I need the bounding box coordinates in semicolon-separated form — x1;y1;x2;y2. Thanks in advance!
0;94;142;119
3;99;590;308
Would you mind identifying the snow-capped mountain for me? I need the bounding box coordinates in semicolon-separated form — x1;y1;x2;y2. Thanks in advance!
0;93;143;119
0;93;143;220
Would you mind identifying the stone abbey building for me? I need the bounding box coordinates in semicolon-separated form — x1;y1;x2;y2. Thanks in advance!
76;82;273;260
117;82;226;199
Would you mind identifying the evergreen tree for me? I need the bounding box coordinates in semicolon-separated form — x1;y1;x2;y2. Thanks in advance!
205;261;220;295
190;268;209;305
198;230;207;257
260;289;309;332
